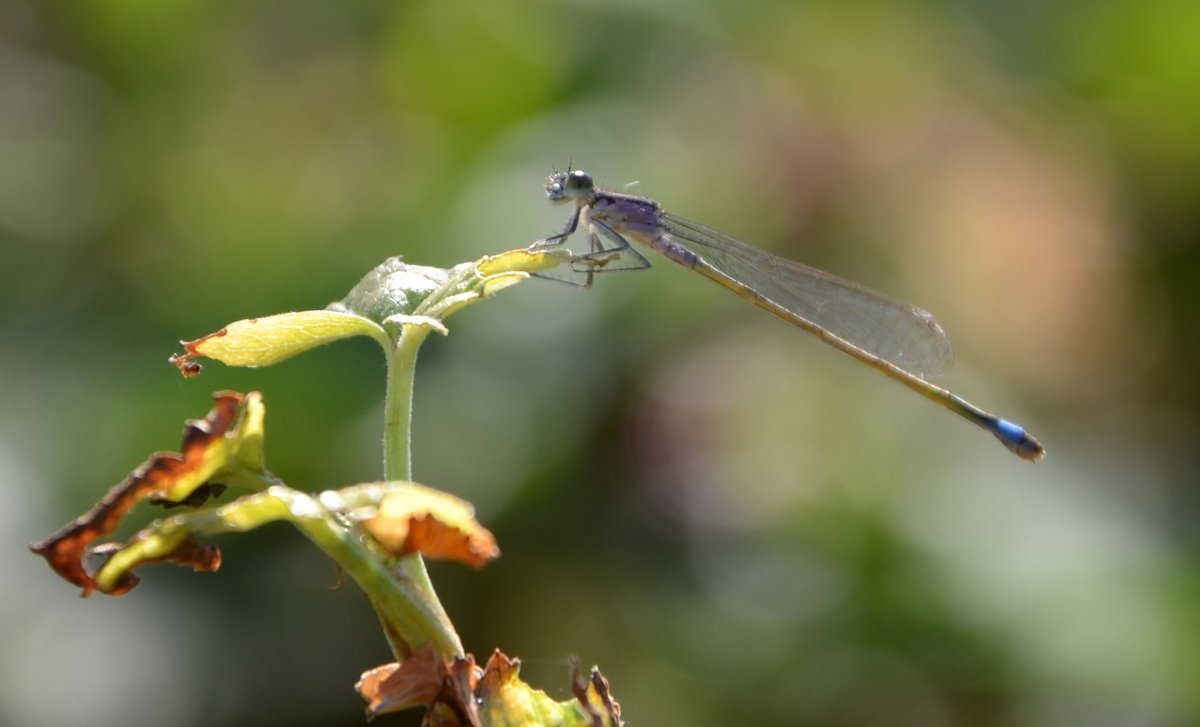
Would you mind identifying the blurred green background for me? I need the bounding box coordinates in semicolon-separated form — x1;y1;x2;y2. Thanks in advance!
4;1;1199;725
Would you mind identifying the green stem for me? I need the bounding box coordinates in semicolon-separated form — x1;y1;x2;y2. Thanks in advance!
378;324;463;659
383;326;425;482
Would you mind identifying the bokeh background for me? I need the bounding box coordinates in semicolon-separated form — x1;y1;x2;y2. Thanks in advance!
4;1;1199;725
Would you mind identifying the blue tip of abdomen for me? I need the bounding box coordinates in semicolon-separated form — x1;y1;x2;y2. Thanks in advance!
995;418;1026;444
991;418;1045;462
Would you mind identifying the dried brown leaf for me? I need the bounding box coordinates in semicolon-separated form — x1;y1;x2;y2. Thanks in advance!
358;648;623;726
363;488;499;569
90;534;222;596
572;664;623;727
427;654;482;727
29;392;244;595
357;644;443;720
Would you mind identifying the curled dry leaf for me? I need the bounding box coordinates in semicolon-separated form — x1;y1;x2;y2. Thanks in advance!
572;663;623;727
358;649;623;726
356;643;443;719
361;486;499;569
432;655;484;727
89;534;222;596
28;391;257;596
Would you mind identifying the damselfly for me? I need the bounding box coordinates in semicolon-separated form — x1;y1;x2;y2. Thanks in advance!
530;168;1044;462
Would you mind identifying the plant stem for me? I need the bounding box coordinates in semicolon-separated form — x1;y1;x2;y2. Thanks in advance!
377;324;463;659
384;326;426;483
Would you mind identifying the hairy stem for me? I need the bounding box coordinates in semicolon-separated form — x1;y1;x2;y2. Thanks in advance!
378;324;463;659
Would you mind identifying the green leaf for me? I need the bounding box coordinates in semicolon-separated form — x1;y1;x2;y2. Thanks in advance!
332;256;451;323
333;249;577;328
172;248;576;375
172;310;387;374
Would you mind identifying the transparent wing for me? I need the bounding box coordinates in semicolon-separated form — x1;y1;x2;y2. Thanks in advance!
662;212;954;378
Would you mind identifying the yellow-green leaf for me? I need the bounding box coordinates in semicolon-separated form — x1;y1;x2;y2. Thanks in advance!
172;310;386;373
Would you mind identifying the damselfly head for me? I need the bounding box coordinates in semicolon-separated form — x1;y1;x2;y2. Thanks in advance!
545;169;594;204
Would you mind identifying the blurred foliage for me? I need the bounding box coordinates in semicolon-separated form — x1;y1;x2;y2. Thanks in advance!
3;1;1199;725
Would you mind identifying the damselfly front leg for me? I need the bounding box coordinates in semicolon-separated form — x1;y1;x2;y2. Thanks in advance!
529;201;650;287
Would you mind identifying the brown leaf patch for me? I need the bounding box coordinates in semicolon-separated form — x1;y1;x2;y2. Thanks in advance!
430;654;483;727
358;650;483;724
477;649;521;696
357;644;443;720
170;327;229;377
169;326;234;377
357;649;623;726
400;512;499;569
29;392;244;596
168;352;205;378
90;534;222;596
150;482;228;509
363;491;499;569
573;663;623;727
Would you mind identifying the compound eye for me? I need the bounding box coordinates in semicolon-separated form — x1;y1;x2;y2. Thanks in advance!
565;170;593;191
